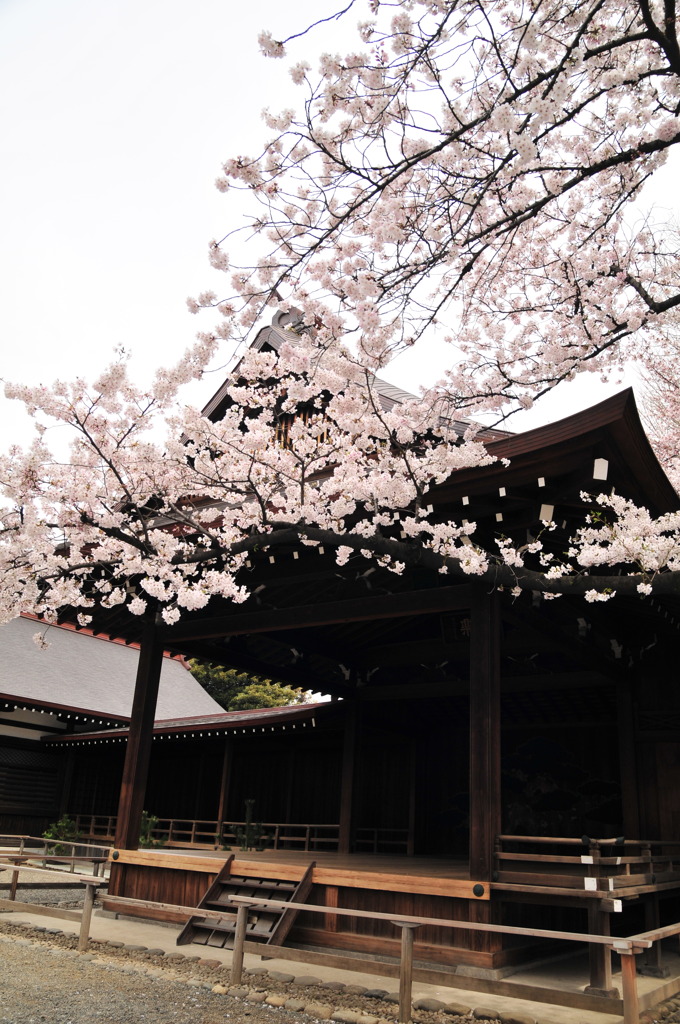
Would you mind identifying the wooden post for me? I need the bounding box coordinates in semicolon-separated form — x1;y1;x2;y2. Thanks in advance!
215;738;233;847
231;903;248;985
338;699;358;855
617;681;640;838
8;861;19;901
469;587;501;881
78;883;96;951
585;902;618;996
393;922;419;1024
407;740;417;857
58;748;75;817
619;950;640;1024
639;895;670;977
113;618;164;850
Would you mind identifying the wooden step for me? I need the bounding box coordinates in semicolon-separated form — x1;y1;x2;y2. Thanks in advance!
176;857;315;949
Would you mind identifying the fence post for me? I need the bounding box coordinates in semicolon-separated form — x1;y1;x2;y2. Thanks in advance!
619;949;640;1024
9;860;19;901
78;883;96;951
392;921;420;1024
231;903;249;985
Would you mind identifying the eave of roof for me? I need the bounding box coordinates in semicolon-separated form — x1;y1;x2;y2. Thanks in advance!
432;388;679;515
44;700;330;746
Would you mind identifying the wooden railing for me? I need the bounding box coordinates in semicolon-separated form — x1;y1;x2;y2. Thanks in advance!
104;888;676;1024
494;834;680;898
0;833;111;871
72;814;408;853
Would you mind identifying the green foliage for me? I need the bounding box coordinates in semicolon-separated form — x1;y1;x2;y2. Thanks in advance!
188;661;306;712
42;814;78;855
139;810;165;848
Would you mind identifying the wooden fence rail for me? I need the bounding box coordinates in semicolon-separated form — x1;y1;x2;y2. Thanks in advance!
96;889;677;1024
5;840;680;1023
0;860;107;951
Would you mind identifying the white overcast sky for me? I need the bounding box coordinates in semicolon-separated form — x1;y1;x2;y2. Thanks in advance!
0;0;674;450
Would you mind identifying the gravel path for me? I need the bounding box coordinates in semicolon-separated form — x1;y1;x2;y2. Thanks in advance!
2;912;680;1024
0;934;241;1024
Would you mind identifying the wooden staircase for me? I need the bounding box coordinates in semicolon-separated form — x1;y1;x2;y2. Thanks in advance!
176;856;315;949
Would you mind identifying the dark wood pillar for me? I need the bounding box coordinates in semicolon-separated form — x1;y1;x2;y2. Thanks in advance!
114;618;164;850
216;737;233;829
617;680;640;838
338;699;358;855
469;586;501;881
58;748;75;817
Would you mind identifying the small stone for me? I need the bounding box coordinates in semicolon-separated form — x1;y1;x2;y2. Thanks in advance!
499;1015;535;1024
268;970;295;983
414;998;446;1011
79;953;95;961
266;995;289;1007
247;990;267;1003
212;983;229;994
356;1016;379;1024
382;993;400;1004
124;944;148;952
107;940;125;948
473;1009;501;1021
285;999;307;1011
444;1004;472;1017
363;989;389;1000
246;967;269;975
229;986;250;999
345;986;368;996
187;978;203;987
332;1011;360;1023
322;981;346;991
293;975;324;986
164;953;185;961
198;957;222;968
304;1002;334;1020
146;948;166;956
184;955;202;962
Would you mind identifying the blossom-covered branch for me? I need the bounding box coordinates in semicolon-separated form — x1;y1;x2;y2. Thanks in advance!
201;0;680;416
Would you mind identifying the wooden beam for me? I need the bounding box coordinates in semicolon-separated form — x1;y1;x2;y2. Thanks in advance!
338;700;358;856
157;585;473;642
469;587;501;882
113;618;164;850
216;737;233;830
617;680;640;838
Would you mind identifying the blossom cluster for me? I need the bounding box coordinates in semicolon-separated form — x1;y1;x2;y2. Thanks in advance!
200;0;680;418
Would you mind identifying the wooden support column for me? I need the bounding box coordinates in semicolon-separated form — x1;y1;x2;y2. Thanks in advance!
585;902;618;997
58;747;75;817
469;587;501;882
617;680;640;839
338;699;358;855
407;739;417;857
113;618;164;850
215;737;233;844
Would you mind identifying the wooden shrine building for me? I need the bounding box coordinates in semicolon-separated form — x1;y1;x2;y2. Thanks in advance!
33;385;680;1003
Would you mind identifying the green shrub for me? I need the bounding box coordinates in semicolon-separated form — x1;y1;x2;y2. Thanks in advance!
42;814;78;855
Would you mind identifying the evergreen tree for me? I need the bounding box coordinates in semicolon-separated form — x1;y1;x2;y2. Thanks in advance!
189;661;306;712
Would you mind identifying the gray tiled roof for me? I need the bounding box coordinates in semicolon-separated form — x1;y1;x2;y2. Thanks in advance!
0;616;223;721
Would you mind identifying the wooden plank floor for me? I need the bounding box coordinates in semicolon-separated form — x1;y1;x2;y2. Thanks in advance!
154;847;473;879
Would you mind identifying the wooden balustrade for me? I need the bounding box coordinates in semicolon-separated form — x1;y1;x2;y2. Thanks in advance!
72;815;405;854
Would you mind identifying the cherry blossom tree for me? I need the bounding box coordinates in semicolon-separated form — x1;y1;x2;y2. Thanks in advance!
204;0;680;415
642;330;680;486
2;0;680;631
